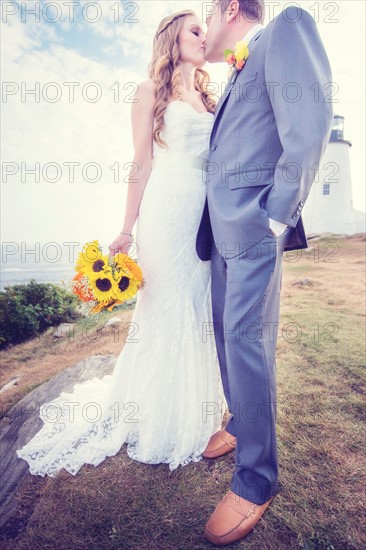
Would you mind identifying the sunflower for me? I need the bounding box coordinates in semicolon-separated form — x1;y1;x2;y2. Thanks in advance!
114;252;133;268
75;240;104;274
88;271;116;303
114;271;140;302
114;253;143;285
81;253;112;280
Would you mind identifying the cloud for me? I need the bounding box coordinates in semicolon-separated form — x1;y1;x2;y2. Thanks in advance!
1;1;215;247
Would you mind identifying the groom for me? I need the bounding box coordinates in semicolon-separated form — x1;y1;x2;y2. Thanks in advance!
196;0;333;545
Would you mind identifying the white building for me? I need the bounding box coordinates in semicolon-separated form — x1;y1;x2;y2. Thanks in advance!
302;115;365;235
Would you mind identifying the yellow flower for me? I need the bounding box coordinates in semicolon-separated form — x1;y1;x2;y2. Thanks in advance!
224;42;249;74
105;299;124;312
114;253;143;282
90;298;124;314
114;273;139;302
88;271;116;303
90;301;110;314
234;41;249;62
80;253;111;280
75;240;104;274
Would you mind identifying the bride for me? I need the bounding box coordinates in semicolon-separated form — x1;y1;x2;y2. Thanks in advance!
16;10;226;477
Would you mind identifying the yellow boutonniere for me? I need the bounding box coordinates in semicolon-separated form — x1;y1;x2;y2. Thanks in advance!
224;41;249;75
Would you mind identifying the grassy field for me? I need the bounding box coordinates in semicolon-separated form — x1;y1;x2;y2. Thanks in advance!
0;234;365;549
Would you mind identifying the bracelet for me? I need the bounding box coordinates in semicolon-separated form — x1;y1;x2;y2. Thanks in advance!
120;231;132;236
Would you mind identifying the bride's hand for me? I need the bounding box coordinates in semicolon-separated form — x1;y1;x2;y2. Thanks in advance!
108;233;133;257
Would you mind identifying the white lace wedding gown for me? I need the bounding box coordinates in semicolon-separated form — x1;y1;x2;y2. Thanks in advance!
16;100;226;477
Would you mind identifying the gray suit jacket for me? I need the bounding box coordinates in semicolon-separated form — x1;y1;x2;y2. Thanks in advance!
196;7;333;260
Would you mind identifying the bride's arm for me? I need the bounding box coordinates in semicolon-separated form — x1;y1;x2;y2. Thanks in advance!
109;79;156;255
121;79;156;233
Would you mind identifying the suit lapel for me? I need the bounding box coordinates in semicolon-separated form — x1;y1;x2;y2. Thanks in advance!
213;67;240;122
211;30;263;135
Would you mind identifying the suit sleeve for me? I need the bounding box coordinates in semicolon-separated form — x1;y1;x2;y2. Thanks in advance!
264;7;334;227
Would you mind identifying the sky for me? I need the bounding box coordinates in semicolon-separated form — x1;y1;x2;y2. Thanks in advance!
1;0;365;262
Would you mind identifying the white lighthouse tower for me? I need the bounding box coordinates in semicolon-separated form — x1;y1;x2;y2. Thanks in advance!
302;115;365;235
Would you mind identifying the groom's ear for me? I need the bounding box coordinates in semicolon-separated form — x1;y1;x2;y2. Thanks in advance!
225;0;241;24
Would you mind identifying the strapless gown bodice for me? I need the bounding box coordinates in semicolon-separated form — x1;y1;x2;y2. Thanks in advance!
154;100;214;155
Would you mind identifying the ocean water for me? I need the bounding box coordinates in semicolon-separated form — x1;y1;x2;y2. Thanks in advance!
1;256;76;292
0;241;139;292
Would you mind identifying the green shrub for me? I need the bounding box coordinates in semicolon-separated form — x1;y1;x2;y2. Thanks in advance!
0;279;80;349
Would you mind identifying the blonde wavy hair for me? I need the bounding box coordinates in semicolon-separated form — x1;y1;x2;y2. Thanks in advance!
148;10;216;148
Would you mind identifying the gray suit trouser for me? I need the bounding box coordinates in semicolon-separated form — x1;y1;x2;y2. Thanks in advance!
211;226;291;505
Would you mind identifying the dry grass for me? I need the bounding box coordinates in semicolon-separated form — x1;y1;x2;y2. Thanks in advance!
1;234;365;549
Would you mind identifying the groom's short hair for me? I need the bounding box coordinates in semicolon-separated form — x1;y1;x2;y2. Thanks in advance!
217;0;264;23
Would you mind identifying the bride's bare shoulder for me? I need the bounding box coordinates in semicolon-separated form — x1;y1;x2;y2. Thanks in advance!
134;79;157;103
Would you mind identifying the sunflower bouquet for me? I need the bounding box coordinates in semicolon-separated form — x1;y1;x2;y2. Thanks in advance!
72;240;143;316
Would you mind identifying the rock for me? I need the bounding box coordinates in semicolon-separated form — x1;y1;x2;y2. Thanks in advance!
306;233;322;241
0;354;118;535
104;317;122;327
292;278;319;287
0;378;20;394
53;323;75;338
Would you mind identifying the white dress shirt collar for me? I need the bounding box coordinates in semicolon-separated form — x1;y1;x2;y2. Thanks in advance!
242;23;263;46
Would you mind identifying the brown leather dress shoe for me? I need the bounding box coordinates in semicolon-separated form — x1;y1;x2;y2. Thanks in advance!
204;491;272;546
202;428;236;459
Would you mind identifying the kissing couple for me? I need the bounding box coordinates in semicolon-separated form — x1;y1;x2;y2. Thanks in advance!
17;0;333;545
